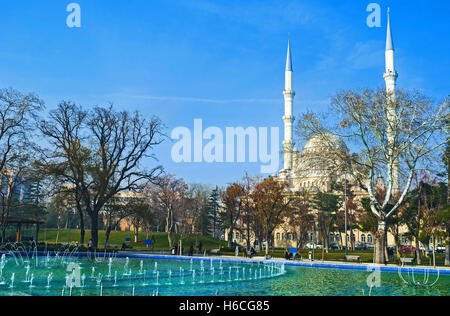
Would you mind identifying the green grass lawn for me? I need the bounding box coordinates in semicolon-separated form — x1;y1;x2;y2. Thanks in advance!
39;228;227;251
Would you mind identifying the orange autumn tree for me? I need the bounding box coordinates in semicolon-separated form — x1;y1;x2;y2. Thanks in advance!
221;183;245;248
252;177;295;256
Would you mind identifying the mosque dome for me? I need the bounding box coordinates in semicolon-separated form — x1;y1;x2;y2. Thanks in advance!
293;134;348;183
302;134;348;155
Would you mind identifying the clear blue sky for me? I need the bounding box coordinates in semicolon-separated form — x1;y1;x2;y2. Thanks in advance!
0;0;448;187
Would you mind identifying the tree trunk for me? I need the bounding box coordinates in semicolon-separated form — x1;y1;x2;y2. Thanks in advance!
432;235;436;267
35;225;40;242
375;220;386;264
1;203;12;243
265;232;271;256
384;227;389;263
90;212;99;249
322;237;325;261
166;208;174;249
445;245;450;266
134;225;139;243
79;212;85;245
167;231;173;249
56;224;60;244
228;229;233;248
104;226;112;249
1;225;6;243
257;238;263;252
415;237;421;265
246;225;251;252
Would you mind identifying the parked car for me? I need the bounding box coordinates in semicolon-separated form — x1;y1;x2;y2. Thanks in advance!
305;242;322;250
401;245;416;252
430;245;446;253
329;243;340;250
355;242;367;251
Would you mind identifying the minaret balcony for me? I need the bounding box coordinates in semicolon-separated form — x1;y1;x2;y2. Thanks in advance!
383;71;398;80
282;140;294;148
283;90;296;97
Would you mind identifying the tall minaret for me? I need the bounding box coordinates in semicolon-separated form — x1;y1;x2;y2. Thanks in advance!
383;8;399;192
282;40;295;174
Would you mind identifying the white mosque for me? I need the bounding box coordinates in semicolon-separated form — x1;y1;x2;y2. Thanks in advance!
278;9;399;195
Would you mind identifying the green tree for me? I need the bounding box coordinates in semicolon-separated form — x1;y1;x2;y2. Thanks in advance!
207;186;222;239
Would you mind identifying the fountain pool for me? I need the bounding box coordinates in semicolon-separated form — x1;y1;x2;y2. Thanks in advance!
0;252;448;296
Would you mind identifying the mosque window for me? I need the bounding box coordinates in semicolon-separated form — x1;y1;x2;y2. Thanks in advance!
367;234;373;243
276;233;280;241
361;234;366;243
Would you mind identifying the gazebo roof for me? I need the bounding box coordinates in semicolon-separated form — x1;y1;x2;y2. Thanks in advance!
5;217;45;225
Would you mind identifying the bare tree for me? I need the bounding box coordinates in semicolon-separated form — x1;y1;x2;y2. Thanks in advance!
39;102;164;248
0;89;43;241
0;88;43;174
0;166;28;242
298;89;447;263
150;175;188;249
185;184;211;235
37;102;89;244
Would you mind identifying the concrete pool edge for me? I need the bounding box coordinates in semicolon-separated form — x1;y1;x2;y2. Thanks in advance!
115;252;450;276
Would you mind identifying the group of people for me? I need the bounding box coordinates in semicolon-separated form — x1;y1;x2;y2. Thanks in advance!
243;247;257;259
172;241;203;256
284;249;300;261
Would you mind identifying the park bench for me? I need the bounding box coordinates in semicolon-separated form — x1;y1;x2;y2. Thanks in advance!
289;247;301;261
400;257;414;267
345;255;361;263
210;249;221;255
121;243;133;250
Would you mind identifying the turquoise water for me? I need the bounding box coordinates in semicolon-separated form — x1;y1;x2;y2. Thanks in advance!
0;256;448;296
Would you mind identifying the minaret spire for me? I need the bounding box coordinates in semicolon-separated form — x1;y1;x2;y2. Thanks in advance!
386;8;394;51
282;40;295;175
383;8;399;192
286;40;293;71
